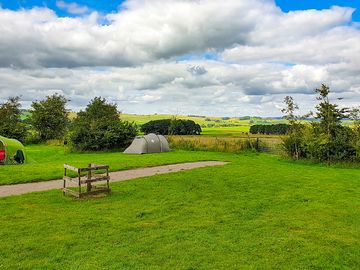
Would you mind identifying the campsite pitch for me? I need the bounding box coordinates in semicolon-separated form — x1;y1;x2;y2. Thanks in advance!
0;161;227;197
0;152;359;269
0;144;229;186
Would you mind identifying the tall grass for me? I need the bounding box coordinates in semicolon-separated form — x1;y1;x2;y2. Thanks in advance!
168;136;254;153
167;136;283;154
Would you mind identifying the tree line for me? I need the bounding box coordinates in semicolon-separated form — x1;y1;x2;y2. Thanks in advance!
141;119;202;135
0;95;202;151
250;124;290;135
0;95;137;151
282;84;360;163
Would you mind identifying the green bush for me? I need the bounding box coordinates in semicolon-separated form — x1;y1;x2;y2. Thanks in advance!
70;97;137;151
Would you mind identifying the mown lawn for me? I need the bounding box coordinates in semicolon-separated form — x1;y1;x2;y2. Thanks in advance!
0;145;227;185
0;152;359;269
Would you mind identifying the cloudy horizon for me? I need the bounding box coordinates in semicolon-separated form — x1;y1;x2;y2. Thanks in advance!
0;0;359;117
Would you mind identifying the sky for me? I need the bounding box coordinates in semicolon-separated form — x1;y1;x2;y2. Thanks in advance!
0;0;359;116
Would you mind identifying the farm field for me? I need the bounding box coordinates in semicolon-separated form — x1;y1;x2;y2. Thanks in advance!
202;126;250;136
121;114;286;128
0;145;226;186
0;152;359;269
24;111;288;136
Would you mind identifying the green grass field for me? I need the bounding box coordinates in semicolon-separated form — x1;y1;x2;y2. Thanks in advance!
202;126;250;136
0;145;226;186
0;150;359;269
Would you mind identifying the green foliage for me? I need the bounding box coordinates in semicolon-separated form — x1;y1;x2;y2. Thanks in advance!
250;124;290;135
29;94;69;141
0;96;27;142
141;119;202;135
141;119;171;135
70;97;137;151
282;84;358;162
169;119;202;135
24;130;42;145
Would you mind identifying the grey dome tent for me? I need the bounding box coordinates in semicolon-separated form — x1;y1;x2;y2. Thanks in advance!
124;133;170;154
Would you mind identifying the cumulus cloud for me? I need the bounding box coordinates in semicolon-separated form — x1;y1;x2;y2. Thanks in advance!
187;65;207;76
56;1;90;15
0;0;276;68
0;0;359;115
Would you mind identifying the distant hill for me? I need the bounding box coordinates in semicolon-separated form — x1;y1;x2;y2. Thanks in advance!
21;111;288;128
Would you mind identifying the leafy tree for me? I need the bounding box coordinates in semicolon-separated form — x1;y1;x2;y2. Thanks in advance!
169;119;202;135
141;119;171;135
281;96;306;159
281;84;356;162
70;97;137;151
348;107;360;159
250;124;290;135
30;94;69;141
141;119;202;135
0;96;27;142
314;84;349;163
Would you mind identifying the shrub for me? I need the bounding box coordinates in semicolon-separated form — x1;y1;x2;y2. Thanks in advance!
70;97;137;151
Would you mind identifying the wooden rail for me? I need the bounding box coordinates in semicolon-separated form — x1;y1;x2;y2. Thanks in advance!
63;163;110;198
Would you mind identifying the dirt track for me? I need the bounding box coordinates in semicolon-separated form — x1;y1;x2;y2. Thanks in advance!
0;161;227;198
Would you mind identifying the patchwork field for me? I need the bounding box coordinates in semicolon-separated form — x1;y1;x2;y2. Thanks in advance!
120;114;286;129
0;150;359;269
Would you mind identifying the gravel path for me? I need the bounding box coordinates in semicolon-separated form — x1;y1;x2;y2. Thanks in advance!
0;161;227;198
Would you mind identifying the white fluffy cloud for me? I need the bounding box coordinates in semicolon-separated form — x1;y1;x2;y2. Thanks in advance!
0;0;359;116
56;1;90;15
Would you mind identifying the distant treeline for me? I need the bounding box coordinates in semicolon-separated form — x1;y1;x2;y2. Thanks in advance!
141;119;202;135
250;124;290;135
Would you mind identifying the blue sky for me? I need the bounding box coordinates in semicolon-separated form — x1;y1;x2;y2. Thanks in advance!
276;0;360;21
1;0;359;21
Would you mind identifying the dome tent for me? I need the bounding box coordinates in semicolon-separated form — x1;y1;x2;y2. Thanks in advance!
0;135;26;165
124;133;170;154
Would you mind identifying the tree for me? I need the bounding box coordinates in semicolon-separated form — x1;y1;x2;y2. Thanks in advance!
30;94;69;141
70;97;137;151
141;119;171;135
249;124;290;135
281;85;356;163
348;107;360;159
0;96;27;142
281;96;306;159
141;119;202;135
314;84;349;163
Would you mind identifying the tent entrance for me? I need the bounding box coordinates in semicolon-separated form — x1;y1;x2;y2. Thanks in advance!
0;141;5;164
0;135;27;165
